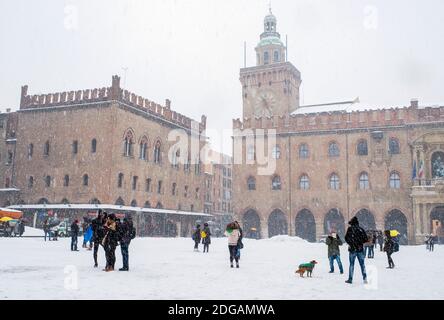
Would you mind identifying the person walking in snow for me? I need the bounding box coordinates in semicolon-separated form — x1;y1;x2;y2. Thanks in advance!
224;222;241;268
377;231;384;252
118;216;136;271
234;220;243;260
383;230;396;269
192;224;201;252
102;213;119;272
326;231;344;274
70;220;80;251
43;218;51;241
91;210;105;267
344;216;368;284
430;235;436;252
201;222;211;253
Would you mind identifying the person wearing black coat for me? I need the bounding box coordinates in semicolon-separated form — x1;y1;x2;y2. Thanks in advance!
118;217;136;271
91;210;105;268
383;230;396;268
102;214;119;272
377;232;384;252
70;220;80;251
344;216;368;284
234;221;244;260
193;224;201;251
201;223;211;253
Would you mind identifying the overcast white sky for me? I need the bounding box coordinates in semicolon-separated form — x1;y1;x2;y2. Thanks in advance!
1;0;443;153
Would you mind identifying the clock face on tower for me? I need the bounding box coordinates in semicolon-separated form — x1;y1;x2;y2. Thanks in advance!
254;91;277;117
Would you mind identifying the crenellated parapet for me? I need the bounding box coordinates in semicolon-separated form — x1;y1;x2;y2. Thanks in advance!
233;100;444;133
19;75;207;132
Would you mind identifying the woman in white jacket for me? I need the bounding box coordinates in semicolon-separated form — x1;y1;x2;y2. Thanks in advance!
224;222;241;268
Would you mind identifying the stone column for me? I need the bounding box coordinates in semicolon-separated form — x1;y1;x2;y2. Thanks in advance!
261;217;269;239
424;204;432;234
315;218;324;241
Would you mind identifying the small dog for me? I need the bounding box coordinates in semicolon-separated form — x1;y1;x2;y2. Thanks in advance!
295;260;318;278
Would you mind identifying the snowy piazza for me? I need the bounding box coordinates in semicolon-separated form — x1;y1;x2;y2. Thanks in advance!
1;0;444;312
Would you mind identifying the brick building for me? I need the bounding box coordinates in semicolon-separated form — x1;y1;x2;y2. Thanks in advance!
232;11;444;244
0;75;213;236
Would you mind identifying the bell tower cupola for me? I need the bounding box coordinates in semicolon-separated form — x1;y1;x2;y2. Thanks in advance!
255;9;286;66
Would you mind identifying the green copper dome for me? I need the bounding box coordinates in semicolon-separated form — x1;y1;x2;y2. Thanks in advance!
257;36;284;47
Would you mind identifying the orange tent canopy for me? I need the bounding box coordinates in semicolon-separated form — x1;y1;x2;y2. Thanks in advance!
0;208;23;219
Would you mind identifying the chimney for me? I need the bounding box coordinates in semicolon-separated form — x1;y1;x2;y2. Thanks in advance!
20;85;28;108
410;99;419;108
110;75;121;100
165;99;171;109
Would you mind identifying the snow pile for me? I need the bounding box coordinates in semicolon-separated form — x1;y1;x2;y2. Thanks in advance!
263;235;309;243
23;226;44;236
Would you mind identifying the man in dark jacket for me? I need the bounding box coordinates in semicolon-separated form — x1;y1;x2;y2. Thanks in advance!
326;232;344;274
193;224;201;251
91;210;105;268
383;230;396;268
118;216;136;271
201;223;211;253
344;216;368;284
43;218;51;241
70;220;80;251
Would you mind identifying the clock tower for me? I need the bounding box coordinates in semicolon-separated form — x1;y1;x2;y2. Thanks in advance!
240;9;301;119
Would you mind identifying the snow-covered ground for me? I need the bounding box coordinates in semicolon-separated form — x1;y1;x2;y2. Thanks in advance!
1;228;443;300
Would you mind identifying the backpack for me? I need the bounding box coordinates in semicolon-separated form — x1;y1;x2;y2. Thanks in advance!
201;231;207;239
393;242;399;252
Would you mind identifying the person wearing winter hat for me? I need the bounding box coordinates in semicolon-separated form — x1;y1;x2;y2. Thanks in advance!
201;223;211;253
192;224;202;252
344;216;368;284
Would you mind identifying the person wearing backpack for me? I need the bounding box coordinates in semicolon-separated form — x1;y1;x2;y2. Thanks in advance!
383;230;396;269
192;224;201;252
201;223;211;253
118;216;136;271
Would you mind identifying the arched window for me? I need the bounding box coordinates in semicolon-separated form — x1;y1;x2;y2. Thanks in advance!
91;139;97;153
264;51;269;65
123;131;134;157
72;140;78;155
118;173;124;188
184;185;189;197
247;145;255;161
139;137;148;160
272;175;281;190
172;183;177;196
359;172;369;190
157;180;163;194
145;178;152;192
357;139;368;156
44;141;50;156
156;202;163;209
90;198;100;205
329;173;340;190
28;144;34;159
64;175;69;187
130;200;138;207
115;197;125;206
5;177;10;188
389;138;400;154
274;50;280;62
154;140;161;164
389;172;401;189
247;176;256;190
272;145;281;159
62;198;70;204
144;201;151;208
45;175;51;187
299;144;309;159
132;176;138;190
328;142;340;157
83;174;89;186
195;188;200;199
299;175;310;190
28;176;34;188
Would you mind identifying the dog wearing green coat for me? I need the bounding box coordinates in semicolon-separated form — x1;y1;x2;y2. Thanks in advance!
295;260;318;277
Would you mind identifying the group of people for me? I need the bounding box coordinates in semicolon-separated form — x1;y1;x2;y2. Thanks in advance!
425;234;437;252
326;216;400;284
192;220;244;268
1;219;25;237
70;210;136;272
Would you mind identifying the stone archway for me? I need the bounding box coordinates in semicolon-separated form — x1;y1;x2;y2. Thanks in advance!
295;209;316;242
355;209;376;231
385;209;408;245
242;209;261;239
268;209;288;238
324;209;345;238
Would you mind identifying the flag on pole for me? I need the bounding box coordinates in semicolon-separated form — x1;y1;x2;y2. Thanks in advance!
412;160;417;180
418;160;424;178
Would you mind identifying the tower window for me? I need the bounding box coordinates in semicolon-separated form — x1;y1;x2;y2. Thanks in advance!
274;51;280;62
264;52;269;65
